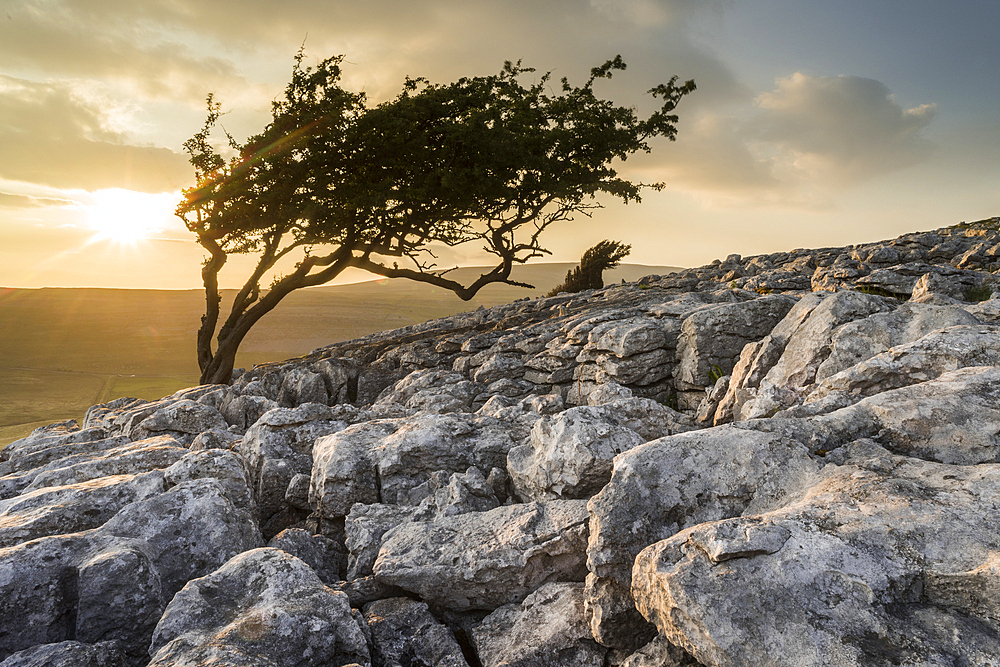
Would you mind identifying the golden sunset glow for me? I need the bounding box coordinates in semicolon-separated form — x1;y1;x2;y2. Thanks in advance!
0;1;997;288
83;189;180;245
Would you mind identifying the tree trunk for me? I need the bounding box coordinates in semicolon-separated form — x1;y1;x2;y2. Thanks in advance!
199;338;240;385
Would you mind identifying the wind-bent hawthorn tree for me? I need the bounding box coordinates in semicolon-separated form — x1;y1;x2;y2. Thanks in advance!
178;52;695;385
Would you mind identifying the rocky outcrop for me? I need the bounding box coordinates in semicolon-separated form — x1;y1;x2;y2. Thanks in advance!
0;479;261;664
471;582;607;667
507;398;696;501
3;216;1000;665
363;597;469;667
308;412;519;519
148;548;369;667
373;500;590;611
631;440;1000;667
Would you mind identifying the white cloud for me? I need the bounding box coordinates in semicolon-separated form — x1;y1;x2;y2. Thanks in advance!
0;75;190;191
751;73;936;183
638;72;936;207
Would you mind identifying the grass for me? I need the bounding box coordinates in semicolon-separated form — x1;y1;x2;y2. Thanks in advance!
106;375;202;402
0;368;105;427
0;263;679;447
964;284;995;302
0;421;63;446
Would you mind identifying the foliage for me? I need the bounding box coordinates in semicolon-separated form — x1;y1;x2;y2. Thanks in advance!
707;364;726;384
855;284;909;301
965;283;995;302
178;51;695;384
546;239;631;296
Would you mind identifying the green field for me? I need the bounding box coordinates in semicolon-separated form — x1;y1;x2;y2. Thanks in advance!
0;263;676;446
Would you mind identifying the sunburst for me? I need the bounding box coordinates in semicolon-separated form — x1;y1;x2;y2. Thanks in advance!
84;189;179;245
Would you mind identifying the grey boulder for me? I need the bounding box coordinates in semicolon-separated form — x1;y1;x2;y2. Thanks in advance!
374;500;590;611
471;582;607;667
632;441;1000;667
148;548;369;667
363;597;469;667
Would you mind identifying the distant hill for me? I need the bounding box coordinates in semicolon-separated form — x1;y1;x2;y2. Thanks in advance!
0;263;677;442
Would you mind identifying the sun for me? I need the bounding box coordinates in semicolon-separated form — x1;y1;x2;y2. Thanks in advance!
84;189;180;244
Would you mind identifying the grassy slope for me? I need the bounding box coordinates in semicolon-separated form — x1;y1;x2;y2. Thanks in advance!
0;263;676;444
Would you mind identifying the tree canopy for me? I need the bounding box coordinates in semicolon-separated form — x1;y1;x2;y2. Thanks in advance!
177;52;695;384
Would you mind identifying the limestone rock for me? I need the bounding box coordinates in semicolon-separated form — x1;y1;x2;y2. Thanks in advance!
410;465;504;516
0;433;129;480
363;597;470;667
0;641;125;667
587;425;820;586
675;295;796;389
631;441;1000;667
218;393;278;431
508;407;644;502
804;365;1000;465
853;261;968;296
0;470;165;549
911;271;968;301
188;428;241;451
239;403;349;533
964;295;1000;323
814;302;979;382
374;500;590;611
0;480;262;663
583;572;656;652
585;425;821;645
310;413;518;518
728;291;895;420
148;548;369;667
586;381;634;405
0;422;109;467
586;317;672;357
472;354;526;385
163;448;254;513
0;434;133;499
373;368;481;414
471;582;606;667
128;399;227;443
20;436;188;494
617;636;701;667
276;366;330;407
713;291;837;424
345;503;418;580
267;527;345;585
804;324;1000;410
507;399;695;502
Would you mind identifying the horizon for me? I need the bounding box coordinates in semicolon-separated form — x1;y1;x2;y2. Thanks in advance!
2;2;998;289
0;261;683;292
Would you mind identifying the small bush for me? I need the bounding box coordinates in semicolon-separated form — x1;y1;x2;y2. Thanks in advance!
965;283;995;302
547;240;631;296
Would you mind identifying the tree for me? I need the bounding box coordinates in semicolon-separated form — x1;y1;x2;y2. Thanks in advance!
547;239;632;296
177;52;695;385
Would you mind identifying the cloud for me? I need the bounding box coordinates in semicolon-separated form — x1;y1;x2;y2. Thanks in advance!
750;73;936;183
0;75;191;192
2;0;725;106
638;72;936;206
0;192;75;209
0;2;245;103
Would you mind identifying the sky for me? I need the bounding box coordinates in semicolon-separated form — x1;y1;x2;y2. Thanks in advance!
0;0;997;289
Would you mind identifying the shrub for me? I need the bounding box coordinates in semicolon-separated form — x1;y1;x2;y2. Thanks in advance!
547;240;632;296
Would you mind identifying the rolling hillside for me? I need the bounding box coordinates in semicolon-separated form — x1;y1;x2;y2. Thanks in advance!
0;263;677;443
